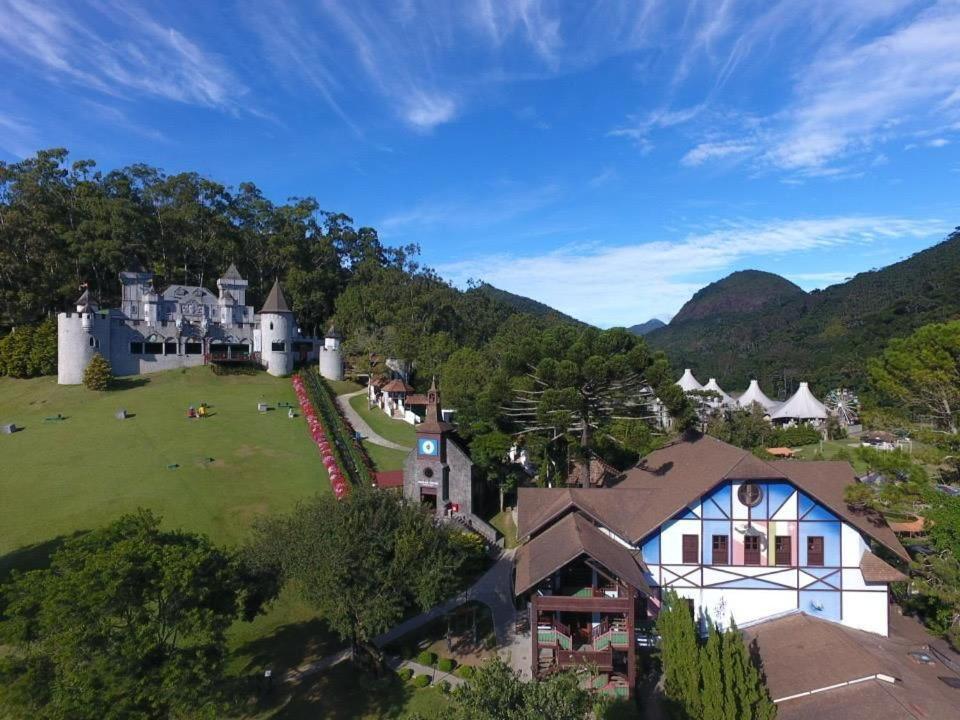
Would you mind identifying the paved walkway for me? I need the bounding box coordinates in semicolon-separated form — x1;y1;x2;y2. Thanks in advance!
336;389;412;451
386;656;465;687
286;548;518;683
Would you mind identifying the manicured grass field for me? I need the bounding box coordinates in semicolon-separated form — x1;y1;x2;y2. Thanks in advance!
0;367;328;561
0;368;456;720
364;441;411;472
349;393;416;448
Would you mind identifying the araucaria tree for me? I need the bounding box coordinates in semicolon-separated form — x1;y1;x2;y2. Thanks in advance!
501;327;687;484
245;488;466;667
82;352;113;390
0;510;267;720
656;591;776;720
868;320;960;434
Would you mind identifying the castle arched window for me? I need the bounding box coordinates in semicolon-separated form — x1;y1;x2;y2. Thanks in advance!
269;321;274;331
89;337;95;348
271;341;286;352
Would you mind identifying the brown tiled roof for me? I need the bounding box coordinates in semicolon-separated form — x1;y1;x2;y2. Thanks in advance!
375;470;404;489
564;456;622;487
405;394;429;405
860;551;908;583
742;613;890;703
516;486;655;542
371;376;388;388
382;379;414;393
518;433;908;561
514;512;650;596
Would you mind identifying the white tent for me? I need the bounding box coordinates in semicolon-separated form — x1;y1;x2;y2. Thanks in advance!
737;379;780;413
676;368;704;392
770;382;828;421
703;378;735;407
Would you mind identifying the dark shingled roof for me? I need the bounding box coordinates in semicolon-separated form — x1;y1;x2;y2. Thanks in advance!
514;512;651;596
860;550;908;583
260;280;292;314
518;433;908;561
221;262;243;280
742;613;889;703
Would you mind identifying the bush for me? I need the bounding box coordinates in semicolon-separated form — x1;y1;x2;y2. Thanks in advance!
437;657;455;672
397;668;414;682
416;651;437;666
456;665;475;679
412;674;431;688
438;679;451;694
83;352;113;390
0;318;57;378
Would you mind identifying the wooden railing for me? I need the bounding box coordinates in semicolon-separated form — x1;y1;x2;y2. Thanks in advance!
556;647;613;671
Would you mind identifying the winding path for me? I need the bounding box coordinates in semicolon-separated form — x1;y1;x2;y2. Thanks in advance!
285;549;518;683
335;389;413;452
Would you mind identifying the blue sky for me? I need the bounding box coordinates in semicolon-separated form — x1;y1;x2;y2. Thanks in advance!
1;0;958;326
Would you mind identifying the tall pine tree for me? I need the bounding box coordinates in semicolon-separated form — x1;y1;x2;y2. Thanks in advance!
700;618;725;720
657;591;702;718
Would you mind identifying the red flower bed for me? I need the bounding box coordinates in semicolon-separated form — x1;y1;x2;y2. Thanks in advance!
292;374;350;499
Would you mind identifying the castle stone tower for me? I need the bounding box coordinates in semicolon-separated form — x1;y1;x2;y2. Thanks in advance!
319;323;343;381
217;263;248;310
57;289;110;385
259;279;294;377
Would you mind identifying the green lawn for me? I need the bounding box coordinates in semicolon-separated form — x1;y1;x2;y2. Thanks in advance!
326;379;362;396
364;441;411;472
349;393;416;448
246;661;450;719
0;367;328;560
0;368;455;720
792;439;867;472
489;510;519;549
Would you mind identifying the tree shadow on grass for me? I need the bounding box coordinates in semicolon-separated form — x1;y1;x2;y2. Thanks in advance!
111;376;151;391
230;659;425;720
0;531;88;582
233;619;341;678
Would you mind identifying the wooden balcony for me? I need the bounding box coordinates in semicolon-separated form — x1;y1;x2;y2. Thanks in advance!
557;647;614;671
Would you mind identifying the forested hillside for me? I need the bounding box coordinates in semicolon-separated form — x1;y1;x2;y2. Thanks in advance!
647;228;960;394
671;270;805;323
628;319;666;335
473;283;585;326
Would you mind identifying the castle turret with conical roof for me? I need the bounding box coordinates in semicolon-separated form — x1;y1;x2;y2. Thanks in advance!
259;279;294;377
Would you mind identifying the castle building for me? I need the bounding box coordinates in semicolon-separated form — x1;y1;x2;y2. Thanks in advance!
318;323;344;381
515;433;908;698
57;265;325;384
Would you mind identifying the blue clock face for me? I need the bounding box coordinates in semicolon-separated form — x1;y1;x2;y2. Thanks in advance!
418;438;439;457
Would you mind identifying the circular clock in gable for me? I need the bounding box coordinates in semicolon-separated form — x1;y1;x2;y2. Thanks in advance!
738;482;763;508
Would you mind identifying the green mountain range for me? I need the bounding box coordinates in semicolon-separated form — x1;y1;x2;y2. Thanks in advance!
646;228;960;394
628;319;666;335
473;283;586;326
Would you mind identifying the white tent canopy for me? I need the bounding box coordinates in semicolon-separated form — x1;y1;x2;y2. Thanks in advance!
676;368;704;392
703;378;735;407
738;379;780;413
771;382;828;421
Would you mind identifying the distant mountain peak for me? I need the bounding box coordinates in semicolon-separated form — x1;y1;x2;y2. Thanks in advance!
629;318;666;335
671;269;805;324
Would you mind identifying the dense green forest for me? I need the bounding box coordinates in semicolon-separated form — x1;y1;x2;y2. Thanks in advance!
647;228;960;395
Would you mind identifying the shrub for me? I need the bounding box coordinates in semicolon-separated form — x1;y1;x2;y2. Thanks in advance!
83;352;113;390
397;668;414;682
437;657;455;672
438;680;451;694
416;651;437;666
412;674;431;688
456;665;474;679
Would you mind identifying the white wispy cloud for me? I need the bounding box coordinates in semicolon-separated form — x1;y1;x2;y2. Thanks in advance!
681;139;756;166
380;182;563;234
0;111;37;157
435;216;942;326
0;0;244;109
